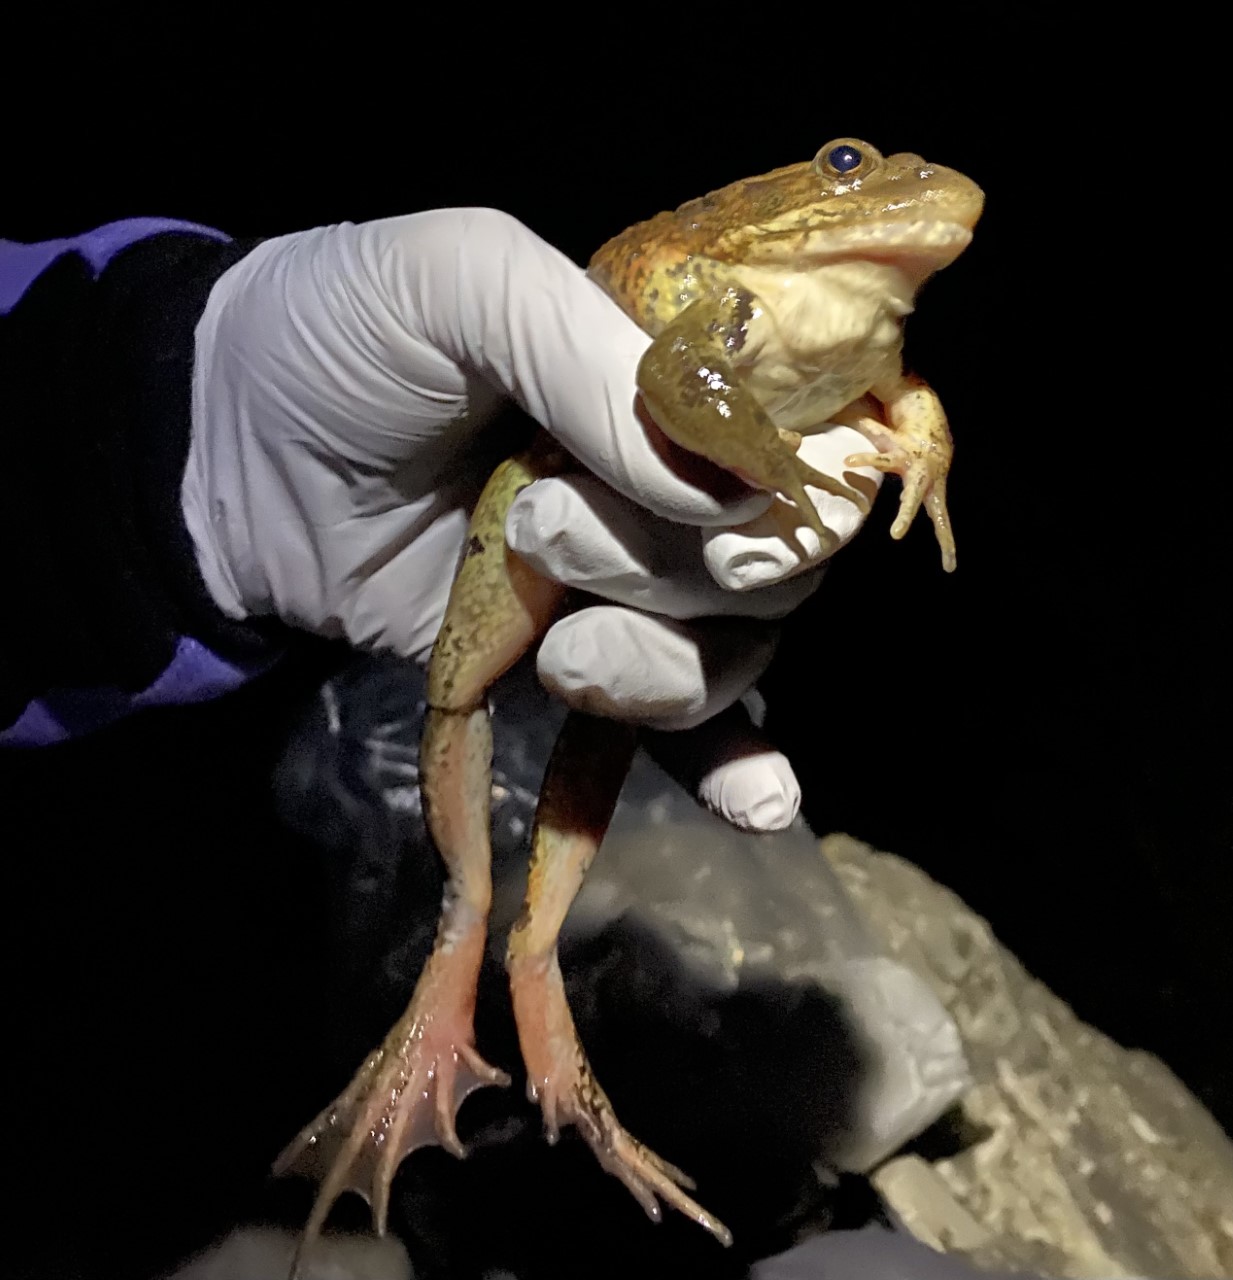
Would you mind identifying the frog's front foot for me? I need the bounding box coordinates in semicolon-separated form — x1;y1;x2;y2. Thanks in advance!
839;378;957;571
275;941;509;1278
844;437;954;570
508;953;733;1248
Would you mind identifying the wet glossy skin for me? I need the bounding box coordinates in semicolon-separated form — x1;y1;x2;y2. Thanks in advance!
592;136;984;569
276;140;983;1277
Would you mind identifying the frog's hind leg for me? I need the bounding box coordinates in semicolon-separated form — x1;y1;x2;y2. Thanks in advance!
277;443;568;1279
507;711;733;1247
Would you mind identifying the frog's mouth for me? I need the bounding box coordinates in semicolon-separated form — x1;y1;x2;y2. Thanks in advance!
742;212;983;285
750;218;977;283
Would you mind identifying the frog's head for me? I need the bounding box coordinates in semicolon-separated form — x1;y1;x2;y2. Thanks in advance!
704;138;984;284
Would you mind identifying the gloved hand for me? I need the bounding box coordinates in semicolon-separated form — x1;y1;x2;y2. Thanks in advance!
183;209;881;831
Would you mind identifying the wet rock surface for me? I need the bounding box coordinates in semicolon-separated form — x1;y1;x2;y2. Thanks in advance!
824;834;1233;1280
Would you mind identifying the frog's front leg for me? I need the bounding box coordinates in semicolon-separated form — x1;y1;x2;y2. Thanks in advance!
835;374;957;571
637;289;872;544
276;442;568;1279
507;711;733;1248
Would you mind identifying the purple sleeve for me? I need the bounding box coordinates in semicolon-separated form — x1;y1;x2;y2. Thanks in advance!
1;218;281;748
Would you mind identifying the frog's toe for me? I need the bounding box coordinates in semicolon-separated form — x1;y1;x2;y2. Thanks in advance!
925;479;956;572
529;1055;731;1247
843;447;898;474
592;1120;733;1247
511;954;731;1248
890;466;930;540
889;462;954;569
844;447;955;569
792;454;873;516
275;1004;509;1278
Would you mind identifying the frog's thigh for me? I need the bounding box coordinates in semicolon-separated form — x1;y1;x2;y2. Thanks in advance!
427;450;568;713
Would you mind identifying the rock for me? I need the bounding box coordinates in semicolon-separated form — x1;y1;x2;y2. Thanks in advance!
168;1227;410;1280
822;834;1233;1280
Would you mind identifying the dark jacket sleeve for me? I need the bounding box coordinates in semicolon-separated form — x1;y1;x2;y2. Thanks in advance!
0;222;287;746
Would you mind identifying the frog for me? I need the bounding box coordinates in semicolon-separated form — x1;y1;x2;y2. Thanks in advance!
275;137;984;1277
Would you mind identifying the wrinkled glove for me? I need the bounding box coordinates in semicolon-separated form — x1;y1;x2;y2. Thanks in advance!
183;209;881;830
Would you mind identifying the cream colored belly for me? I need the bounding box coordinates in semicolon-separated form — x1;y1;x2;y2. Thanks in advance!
729;260;913;429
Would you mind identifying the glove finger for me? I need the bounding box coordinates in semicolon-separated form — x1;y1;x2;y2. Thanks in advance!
397;208;774;527
644;701;802;833
702;426;885;590
507;475;824;621
536;606;778;732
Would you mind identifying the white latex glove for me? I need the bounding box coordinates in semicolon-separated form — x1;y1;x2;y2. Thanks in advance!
183;209;881;831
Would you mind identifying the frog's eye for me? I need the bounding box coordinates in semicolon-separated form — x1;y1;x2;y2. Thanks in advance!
813;138;878;180
826;144;863;173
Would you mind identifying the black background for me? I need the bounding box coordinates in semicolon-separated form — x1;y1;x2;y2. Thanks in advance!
3;14;1229;1279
